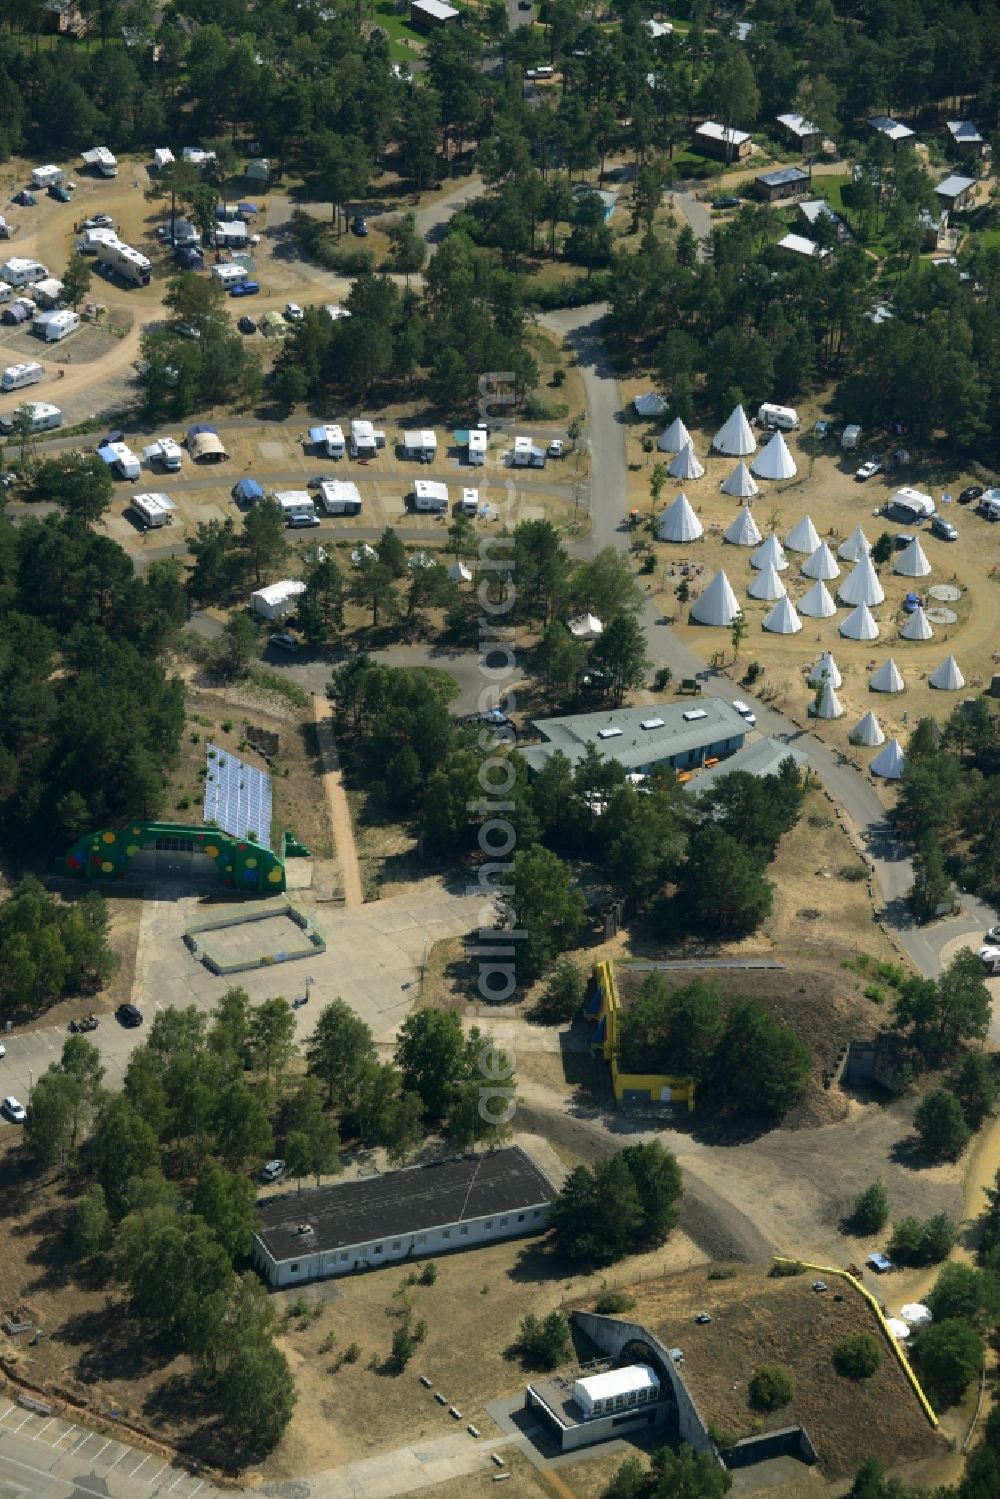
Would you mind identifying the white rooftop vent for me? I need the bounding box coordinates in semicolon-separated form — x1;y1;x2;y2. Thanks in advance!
598;727;623;739
640;717;665;730
682;709;708;722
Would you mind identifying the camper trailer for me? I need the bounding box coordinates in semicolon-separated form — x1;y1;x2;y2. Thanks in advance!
460;488;480;516
888;486;936;522
510;435;546;468
413;479;448;513
33;309;79;342
131;493;175;529
0;258;48;288
758;403;800;431
349;419;380;458
842;424;862;450
142;437;183;472
1;362;43;392
153;148;175;171
0;282;12;306
467;427;487;465
98;441;141;480
310;424;345;459
31;165;63;190
96;241;151;287
275;491;319;526
80;227;119;255
400;429;437;462
0;401;62;433
212;221;248;249
318;480;362;516
82;147;118;178
250;581;307;621
212;263;248;290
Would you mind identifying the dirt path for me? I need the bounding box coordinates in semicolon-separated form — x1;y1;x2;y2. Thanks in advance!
312;694;363;908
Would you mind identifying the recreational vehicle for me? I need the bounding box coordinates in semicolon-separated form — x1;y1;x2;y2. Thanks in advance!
888;487;936;522
96;241;151;287
349;419;379;458
142;438;183;471
510;435;546;468
310;424;345;459
758;403;800;431
400;429;437;462
98;441;141;480
31;165;63;190
250;581;307;621
413;479;448;513
33;310;79;342
131;493;175;529
1;362;43;392
460;488;480;515
318;480;362;516
0;259;48;288
0;401;62;433
212;263;248;290
467;427;487;465
81;147;118;178
275;491;318;525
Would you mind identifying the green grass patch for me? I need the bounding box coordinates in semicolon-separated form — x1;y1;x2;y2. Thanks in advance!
372;0;428;60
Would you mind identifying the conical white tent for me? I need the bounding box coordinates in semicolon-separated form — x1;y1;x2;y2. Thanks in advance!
785;514;821;554
808;652;842;688
801;541;840;581
870;657;905;693
712;404;756;456
871;738;905;779
448;561;473;582
723;506;762;547
929;655;965;690
634;391;666;417
691;569;740;626
657;492;703;542
750;533;788;572
812;680;844;719
568;613;603;640
797;579;837;618
657;415;690;453
720;461;759;498
900;605;933;641
751;429;797;480
762;595;802;634
667;440;705;480
850;710;885;747
838;524;871;563
747;562;787;601
893;537;931;578
840;601;880;640
838;556;885;607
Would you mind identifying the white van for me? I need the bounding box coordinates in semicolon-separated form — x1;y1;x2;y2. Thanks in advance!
1;361;43;392
757;403;800;431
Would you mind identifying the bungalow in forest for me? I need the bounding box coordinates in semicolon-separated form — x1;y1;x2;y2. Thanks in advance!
934;174;978;213
755;166;810;203
945;121;984;160
693;121;752;163
868;115;915;147
775;112;824;153
409;0;459;26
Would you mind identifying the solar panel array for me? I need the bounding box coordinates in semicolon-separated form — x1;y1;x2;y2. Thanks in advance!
203;744;272;848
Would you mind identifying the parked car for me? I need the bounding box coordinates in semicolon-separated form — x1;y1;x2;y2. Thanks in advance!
958;485;983;505
351;215;368;236
0;1042;5;1059
548;439;564;458
985;926;1000;945
732;699;757;727
2;1096;27;1122
116;1003;143;1028
13;191;37;207
84;212;114;229
49;184;73;203
230;280;260;297
237;315;257;334
260;1159;285;1183
712;194;742;210
518;0;532;8
930;515;958;541
285;302;304;322
269;632;301;652
69;1014;99;1033
855;459;883;482
812;420;830;439
902;592;922;613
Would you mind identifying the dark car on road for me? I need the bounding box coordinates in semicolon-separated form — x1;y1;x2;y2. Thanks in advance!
712;195;741;210
238;314;257;334
958;485;983;505
116;1003;143;1028
49;184;73;202
352;214;368;236
230;280;260;297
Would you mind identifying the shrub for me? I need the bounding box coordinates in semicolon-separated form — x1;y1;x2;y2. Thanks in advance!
889;1213;956;1266
849;1181;889;1236
749;1365;795;1411
343;1342;361;1364
864;985;885;1004
914;1089;970;1161
769;1259;804;1277
390;1326;415;1371
512;1311;572;1371
594;1287;637;1314
833;1333;882;1379
419;1261;438;1285
912;1319;982;1407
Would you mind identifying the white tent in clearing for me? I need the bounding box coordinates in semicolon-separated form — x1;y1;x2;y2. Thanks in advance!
785;514;821;554
724;506;762;547
838;555;885;607
720;461;759;498
667;440;705;480
748;562;787;601
657;415;691;453
900;605;933;641
886;1318;911;1343
850;710;885;747
870;657;905;693
841;601;880;641
871;738;905;779
929;655;965;690
751;429;797;480
808;652;842;688
798;579;837;618
811;680;844;719
691;569;740;626
568;613;604;640
839;524;871;563
893;537;932;578
762;595;802;634
750;533;788;572
448;561;473;583
634;391;667;417
658;492;703;542
801;541;839;580
901;1304;933;1328
712;404;756;456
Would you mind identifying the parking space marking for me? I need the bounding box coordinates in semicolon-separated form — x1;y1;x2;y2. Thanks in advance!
146;1463;170;1485
32;1418;55;1440
11;1413;34;1434
0;1404;15;1422
130;1455;151;1479
69;1431;97;1456
52;1422;77;1447
166;1469;187;1490
189;1481;204;1497
106;1446;130;1471
91;1439;111;1463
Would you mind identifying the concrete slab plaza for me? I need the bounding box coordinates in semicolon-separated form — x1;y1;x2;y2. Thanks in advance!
197;912;309;967
135;882;490;1041
260;1434;514;1499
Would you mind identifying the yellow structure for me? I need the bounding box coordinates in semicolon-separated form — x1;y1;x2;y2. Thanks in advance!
589;960;696;1110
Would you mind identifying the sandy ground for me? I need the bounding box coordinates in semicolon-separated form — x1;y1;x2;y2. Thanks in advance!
313;695;363;907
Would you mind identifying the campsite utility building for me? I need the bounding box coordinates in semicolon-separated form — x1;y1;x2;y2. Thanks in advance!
519;700;749;778
693;121;752;162
756;167;810;202
252;1147;555;1286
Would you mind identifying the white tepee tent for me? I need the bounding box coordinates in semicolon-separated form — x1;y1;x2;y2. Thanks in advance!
750;533;788;572
448;561;473;583
797;579;837;618
657;492;703;543
691;569;740;626
838;556;885;607
850;710;886;747
657;415;691;453
893;537;932;578
720;461;759;498
838;524;871;563
840;601;880;640
568;613;603;640
929;655;965;690
801;541;840;581
762;595;802;634
747;562;787;601
723;506;762;547
871;738;905;779
712;404;756;456
900;605;933;642
785;514;821;554
808;651;842;688
634;391;666;417
751;429;797;480
667;440;705;481
870;657;905;693
812;680;844;719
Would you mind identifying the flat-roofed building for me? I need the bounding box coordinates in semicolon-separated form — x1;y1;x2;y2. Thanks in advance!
756;166;810;202
518;700;749;778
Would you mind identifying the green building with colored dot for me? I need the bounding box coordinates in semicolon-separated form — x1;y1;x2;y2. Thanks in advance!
55;822;286;893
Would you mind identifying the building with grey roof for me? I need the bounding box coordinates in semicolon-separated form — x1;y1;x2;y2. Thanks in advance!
755;166;810;202
518;700;748;778
685;736;807;795
946;120;983;159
